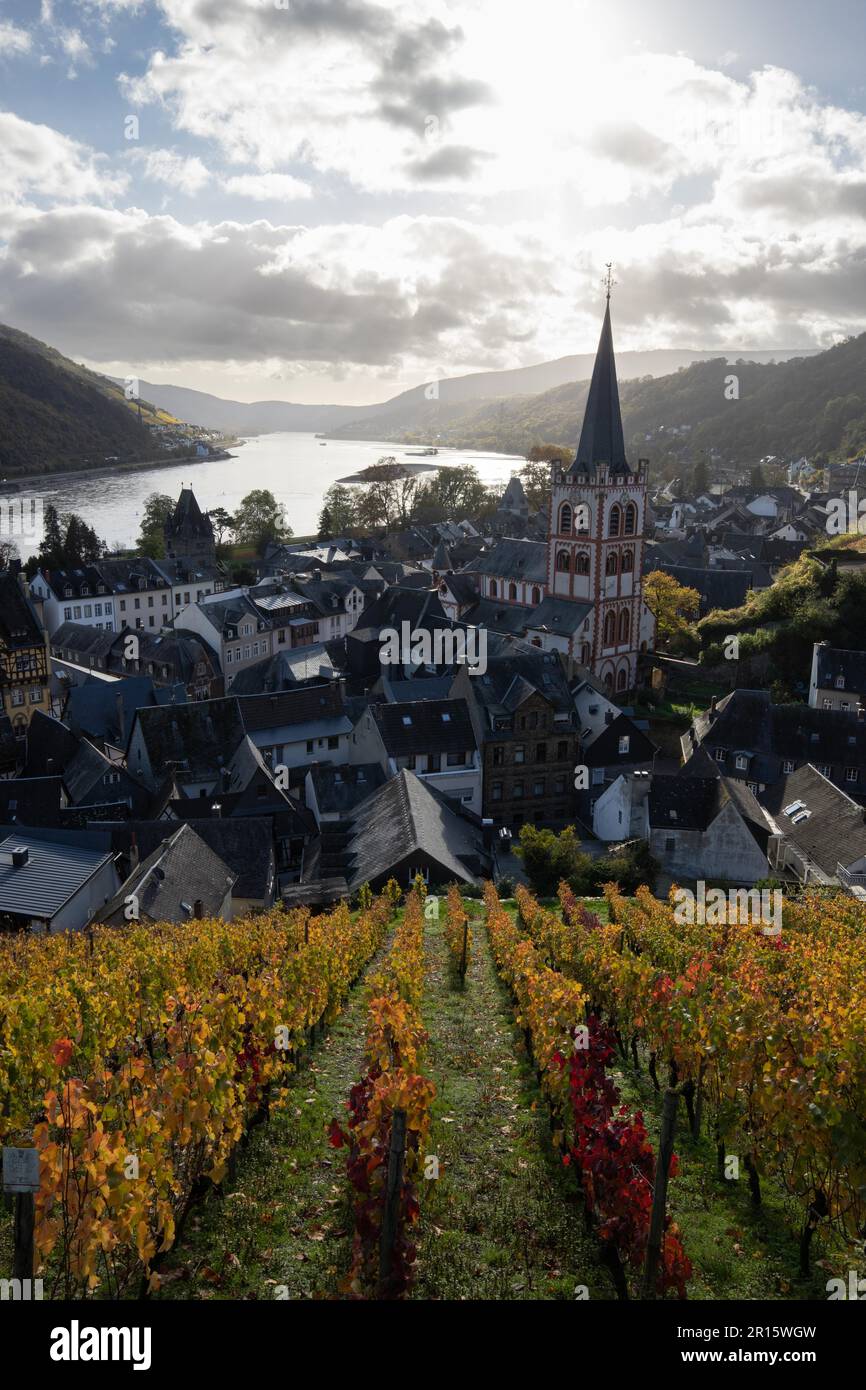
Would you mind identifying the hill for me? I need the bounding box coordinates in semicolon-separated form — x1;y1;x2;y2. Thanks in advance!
0;323;177;477
327;336;866;465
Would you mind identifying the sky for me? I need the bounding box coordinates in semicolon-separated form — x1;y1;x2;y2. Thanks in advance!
2;0;866;404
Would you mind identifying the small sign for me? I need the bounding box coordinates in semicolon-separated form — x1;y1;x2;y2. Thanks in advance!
2;1147;40;1193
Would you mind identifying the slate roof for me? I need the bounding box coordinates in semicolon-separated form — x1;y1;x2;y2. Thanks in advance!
228;646;338;693
64;676;186;744
101;823;235;924
464;538;548;583
656;565;752;614
309;763;388;816
164;487;214;542
372;698;477;756
648;773;768;847
131;697;245;775
459;598;533;636
0;828;114;921
345;769;486;889
237;683;349;735
570;300;627;474
101;817;276;901
813;645;866;692
762;764;866;875
0;570;45;648
0;776;65;827
582;712;656;765
525;596;593;635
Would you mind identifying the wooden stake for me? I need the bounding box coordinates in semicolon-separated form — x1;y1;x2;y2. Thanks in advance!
377;1109;407;1298
641;1085;679;1299
12;1191;34;1283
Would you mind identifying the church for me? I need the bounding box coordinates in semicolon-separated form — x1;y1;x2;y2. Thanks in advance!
462;291;656;693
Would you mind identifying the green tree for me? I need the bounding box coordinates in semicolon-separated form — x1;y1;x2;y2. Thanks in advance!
749;463;766;490
232;489;292;552
692;458;709;494
137;492;174;558
319;483;357;535
209;506;234;548
519;458;552;513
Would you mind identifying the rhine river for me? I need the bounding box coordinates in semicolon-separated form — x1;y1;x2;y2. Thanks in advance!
12;433;523;559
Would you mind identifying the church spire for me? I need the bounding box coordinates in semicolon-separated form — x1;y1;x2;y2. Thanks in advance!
572;278;627;474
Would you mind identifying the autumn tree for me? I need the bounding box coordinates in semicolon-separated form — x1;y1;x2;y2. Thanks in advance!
519;458;553;513
644;569;701;653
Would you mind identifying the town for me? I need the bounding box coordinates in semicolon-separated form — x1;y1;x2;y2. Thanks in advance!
2;297;865;928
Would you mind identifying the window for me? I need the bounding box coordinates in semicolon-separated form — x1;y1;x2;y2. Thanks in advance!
10;689;24;707
621;550;634;573
306;740;314;754
608;505;622;537
490;579;497;597
63;607;72;620
819;764;832;776
605;552;618;576
73;606;82;619
575;552;590;575
616;668;628;692
447;752;465;766
244;646;251;659
531;586;541;605
508;582;518;601
604;611;616;646
536;742;547;762
624;503;637;536
618;735;630;754
533;780;544;796
664;836;676;852
619;609;630;644
556;549;570;572
134;598;140;610
735;754;748;770
104;602;112;613
835;674;846;689
559;502;573;535
253;642;259;657
783;759;795;773
591;767;605;785
226;649;233;664
83;605;92;618
557;740;568;760
554;776;566;795
714;748;725;762
120;600;126;612
846;767;858;783
513;781;524;798
514;745;525;764
29;686;41;703
492;782;502;801
493;746;504;766
94;604;102;617
148;596;154;607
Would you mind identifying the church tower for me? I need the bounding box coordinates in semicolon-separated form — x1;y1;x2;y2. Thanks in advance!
547;277;655;693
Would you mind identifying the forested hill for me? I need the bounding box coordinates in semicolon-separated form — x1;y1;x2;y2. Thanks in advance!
0;323;165;476
327;332;866;466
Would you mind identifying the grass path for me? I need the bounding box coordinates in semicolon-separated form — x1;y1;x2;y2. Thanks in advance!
412;905;609;1300
152;940;389;1301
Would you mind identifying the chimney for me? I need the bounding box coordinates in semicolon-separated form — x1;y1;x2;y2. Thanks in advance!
858;705;865;722
211;802;222;818
193;899;204;919
709;695;718;718
129;831;139;872
0;846;29;867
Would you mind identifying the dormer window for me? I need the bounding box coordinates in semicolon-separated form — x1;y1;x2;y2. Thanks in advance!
835;675;846;689
81;586;89;596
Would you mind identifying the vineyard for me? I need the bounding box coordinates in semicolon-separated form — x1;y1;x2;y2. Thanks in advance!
1;878;864;1302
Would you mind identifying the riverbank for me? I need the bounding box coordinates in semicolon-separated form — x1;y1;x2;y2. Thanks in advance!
2;444;240;492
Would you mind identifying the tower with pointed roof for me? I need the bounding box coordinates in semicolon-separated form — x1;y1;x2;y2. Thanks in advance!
164;487;216;569
547;282;655;693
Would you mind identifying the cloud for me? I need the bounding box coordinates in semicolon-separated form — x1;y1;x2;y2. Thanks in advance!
0;21;32;56
222;172;313;201
130;146;211;194
0;111;128;204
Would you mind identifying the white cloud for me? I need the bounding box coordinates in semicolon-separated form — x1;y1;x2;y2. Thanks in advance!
222;173;314;201
0;21;32;56
131;147;211;194
0;111;128;204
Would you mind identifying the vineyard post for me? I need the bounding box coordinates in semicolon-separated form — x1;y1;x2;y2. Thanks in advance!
4;1147;39;1283
377;1108;407;1297
641;1086;679;1299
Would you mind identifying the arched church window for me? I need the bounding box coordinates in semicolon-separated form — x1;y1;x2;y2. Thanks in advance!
619;609;630;643
556;550;570;572
604;611;616;646
616;667;628;692
621;549;634;573
605;552;618;576
559;503;573;535
490;579;497;597
575;552;590;575
624;503;637;536
531;586;541;605
608;505;622;538
508;582;518;601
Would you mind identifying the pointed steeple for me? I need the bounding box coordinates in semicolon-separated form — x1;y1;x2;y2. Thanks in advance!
572;295;627;474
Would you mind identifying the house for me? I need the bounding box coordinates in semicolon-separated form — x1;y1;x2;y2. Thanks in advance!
762;764;866;894
464;537;548;608
29;566;117;636
23;710;154;812
91;557;173;634
125;697;247;792
175;590;273;689
100;823;236;925
682;689;866;803
238;683;353;775
0;828;120;933
50;622;219;700
103;817;278;915
304;763;388;826
228;643;340;694
341;768;492;891
646;773;772;881
62;675;186;753
571;677;656;825
808;641;866;712
468;638;581;829
0;569;51;733
368;698;482;815
0;776;67;826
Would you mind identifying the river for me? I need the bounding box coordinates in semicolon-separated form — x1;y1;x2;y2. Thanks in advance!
9;433;524;559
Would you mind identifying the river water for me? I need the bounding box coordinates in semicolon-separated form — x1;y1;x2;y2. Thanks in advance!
10;433;523;559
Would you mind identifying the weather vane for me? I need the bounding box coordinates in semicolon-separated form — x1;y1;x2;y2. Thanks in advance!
603;262;616;302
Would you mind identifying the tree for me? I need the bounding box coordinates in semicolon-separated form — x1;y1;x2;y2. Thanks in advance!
319;483;357;536
644;570;701;652
411;464;488;522
209;506;234;548
137;493;174;558
0;539;19;569
526;443;573;465
750;464;766;490
519;459;552;513
692;459;709;494
232;489;292;552
31;506;106;574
